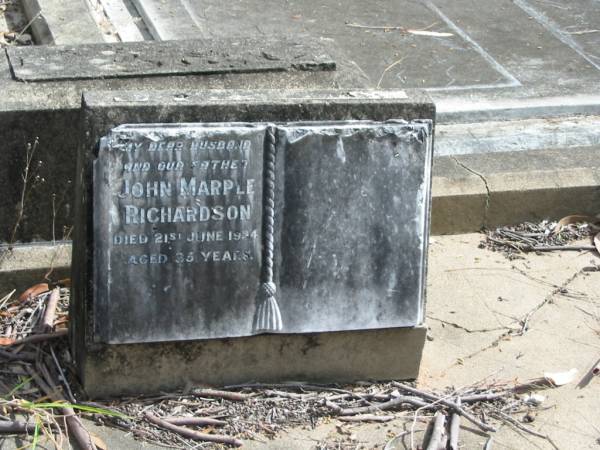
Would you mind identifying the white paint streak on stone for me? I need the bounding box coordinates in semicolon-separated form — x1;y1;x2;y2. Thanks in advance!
436;95;600;122
335;136;346;163
513;0;600;71
424;0;521;87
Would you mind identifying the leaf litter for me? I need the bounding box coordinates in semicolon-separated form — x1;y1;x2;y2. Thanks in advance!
0;283;577;448
481;215;600;259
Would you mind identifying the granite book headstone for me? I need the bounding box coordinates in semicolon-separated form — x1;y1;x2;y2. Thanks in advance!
71;90;435;396
93;121;431;343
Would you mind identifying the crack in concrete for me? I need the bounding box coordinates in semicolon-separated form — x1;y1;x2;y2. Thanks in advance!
451;156;491;229
427;315;510;334
454;268;585;364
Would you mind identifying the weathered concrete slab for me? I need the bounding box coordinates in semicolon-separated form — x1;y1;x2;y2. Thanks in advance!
0;242;70;296
97;0;148;42
431;145;600;233
181;0;516;90
21;0;105;45
6;38;335;81
177;0;600;100
1;0;600;243
130;0;203;40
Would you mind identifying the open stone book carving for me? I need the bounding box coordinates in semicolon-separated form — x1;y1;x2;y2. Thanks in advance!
93;121;432;344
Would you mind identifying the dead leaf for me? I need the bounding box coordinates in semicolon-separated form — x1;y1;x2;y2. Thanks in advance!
544;368;578;386
57;278;71;287
0;337;16;346
91;433;108;450
554;214;600;232
18;283;49;302
54;317;69;326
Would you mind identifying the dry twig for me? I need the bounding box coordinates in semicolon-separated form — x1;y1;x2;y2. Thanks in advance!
144;412;243;447
424;411;446;450
40;287;60;332
337;414;395;423
164;416;227;427
392;383;496;432
192;388;252;402
7;329;67;346
448;398;461;450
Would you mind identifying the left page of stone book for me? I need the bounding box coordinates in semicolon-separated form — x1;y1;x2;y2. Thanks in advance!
93;124;265;344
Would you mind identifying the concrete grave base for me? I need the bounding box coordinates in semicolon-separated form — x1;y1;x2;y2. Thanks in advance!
80;326;427;398
0;243;71;295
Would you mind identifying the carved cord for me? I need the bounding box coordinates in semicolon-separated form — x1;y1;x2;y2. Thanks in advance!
252;125;283;332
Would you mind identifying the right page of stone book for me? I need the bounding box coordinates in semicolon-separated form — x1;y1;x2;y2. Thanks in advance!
276;120;432;333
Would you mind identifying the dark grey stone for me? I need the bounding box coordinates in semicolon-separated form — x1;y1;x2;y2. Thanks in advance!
6;37;335;82
94;124;266;343
91;120;432;344
278;122;431;332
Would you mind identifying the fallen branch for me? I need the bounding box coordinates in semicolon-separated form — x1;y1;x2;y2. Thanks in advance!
264;389;319;400
0;348;36;361
7;329;67;346
192;388;251;402
144;412;242;447
0;420;41;434
325;392;391;403
427;316;507;334
27;366;96;450
460;392;506;403
325;395;430;416
448;398;461;450
392;383;496;432
529;245;595;252
164;416;227;427
490;409;550;440
424;411;446;450
40;287;60;332
518;270;582;335
224;382;350;395
63;407;97;450
567;29;600;35
337;414;395;423
345;22;453;37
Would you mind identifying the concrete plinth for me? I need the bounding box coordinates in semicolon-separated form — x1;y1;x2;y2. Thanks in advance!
81;326;427;398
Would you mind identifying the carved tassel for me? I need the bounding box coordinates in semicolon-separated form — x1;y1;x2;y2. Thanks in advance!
252;126;283;333
253;282;283;332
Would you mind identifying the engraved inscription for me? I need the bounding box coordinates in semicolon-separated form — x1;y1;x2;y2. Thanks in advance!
102;128;264;269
